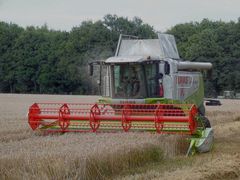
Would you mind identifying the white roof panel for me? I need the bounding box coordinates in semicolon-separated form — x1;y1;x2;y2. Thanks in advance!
105;56;146;63
117;39;164;59
115;33;180;60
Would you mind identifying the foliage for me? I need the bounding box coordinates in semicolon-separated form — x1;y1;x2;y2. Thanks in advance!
0;16;240;96
0;15;156;94
168;19;240;97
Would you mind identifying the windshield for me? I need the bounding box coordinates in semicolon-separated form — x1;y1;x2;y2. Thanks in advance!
145;63;160;97
113;64;145;98
112;63;161;99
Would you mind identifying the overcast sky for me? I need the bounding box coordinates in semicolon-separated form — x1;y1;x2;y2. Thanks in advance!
0;0;239;32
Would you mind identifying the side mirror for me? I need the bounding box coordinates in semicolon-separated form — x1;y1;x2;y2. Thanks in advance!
164;62;170;75
89;63;93;76
156;73;163;80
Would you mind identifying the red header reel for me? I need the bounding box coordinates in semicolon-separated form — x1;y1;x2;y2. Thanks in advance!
28;103;198;134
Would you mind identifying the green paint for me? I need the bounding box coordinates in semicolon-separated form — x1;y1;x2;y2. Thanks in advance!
98;97;112;104
184;75;204;108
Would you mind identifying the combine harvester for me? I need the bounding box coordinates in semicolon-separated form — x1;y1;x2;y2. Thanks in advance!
28;34;213;155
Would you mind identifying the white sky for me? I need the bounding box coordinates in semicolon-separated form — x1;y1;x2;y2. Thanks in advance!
0;0;239;32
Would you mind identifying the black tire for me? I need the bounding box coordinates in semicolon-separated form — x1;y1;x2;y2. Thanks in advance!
202;116;211;128
198;104;206;116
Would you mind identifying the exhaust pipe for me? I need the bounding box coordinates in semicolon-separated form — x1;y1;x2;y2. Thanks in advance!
178;61;212;70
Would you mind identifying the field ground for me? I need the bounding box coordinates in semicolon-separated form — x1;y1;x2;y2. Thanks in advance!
0;94;239;180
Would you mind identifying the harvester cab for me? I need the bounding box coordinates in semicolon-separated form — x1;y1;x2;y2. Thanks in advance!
28;33;213;155
95;34;211;110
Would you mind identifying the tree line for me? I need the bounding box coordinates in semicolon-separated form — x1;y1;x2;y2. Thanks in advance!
167;18;240;97
0;15;240;96
0;15;156;94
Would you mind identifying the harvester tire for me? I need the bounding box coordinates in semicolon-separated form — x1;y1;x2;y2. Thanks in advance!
202;116;211;128
198;104;205;116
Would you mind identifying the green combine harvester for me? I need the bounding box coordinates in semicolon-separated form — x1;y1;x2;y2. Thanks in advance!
28;33;213;155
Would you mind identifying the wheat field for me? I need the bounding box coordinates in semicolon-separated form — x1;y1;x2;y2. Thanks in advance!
119;99;240;180
0;94;239;180
0;94;187;180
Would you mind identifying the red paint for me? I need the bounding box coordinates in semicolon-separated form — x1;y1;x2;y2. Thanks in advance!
28;103;198;134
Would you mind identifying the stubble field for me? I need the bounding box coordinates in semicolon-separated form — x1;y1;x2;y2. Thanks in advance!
0;94;239;180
